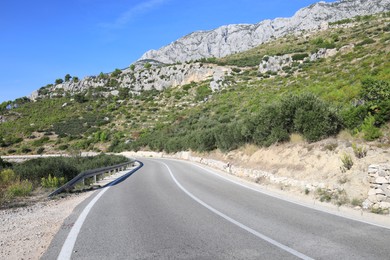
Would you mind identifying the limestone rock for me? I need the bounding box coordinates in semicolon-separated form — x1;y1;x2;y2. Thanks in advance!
375;177;389;184
139;0;390;63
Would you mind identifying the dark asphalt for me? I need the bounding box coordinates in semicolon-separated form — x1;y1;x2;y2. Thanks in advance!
43;158;390;259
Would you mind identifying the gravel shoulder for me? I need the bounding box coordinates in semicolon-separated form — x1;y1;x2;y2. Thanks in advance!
0;191;94;260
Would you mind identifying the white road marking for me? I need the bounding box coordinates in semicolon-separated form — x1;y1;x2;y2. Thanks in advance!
57;186;109;260
163;162;314;260
188;161;390;230
57;165;141;260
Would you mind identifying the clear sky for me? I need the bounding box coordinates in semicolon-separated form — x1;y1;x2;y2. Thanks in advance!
0;0;338;102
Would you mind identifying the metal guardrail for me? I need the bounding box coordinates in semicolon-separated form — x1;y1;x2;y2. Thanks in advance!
48;159;136;197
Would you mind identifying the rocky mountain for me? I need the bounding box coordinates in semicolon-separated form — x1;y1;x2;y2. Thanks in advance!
139;0;390;63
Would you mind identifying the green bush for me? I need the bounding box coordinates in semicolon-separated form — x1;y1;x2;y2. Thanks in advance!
361;115;382;141
36;147;45;155
291;53;309;61
6;180;33;197
214;124;243;151
41;174;66;188
13;154;128;185
360;79;390;102
281;93;341;142
32;136;50;147
341;105;369;130
0;169;17;185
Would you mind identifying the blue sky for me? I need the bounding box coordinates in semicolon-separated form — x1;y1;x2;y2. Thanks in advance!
0;0;337;102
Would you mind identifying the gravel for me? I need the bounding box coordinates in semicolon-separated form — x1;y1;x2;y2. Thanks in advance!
0;191;94;259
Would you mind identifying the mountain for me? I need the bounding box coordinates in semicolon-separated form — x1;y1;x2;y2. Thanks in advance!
139;0;390;63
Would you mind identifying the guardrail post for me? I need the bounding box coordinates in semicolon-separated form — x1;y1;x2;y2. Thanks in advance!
94;175;97;183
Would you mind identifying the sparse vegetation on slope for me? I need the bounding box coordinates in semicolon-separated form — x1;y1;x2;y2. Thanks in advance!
0;12;389;155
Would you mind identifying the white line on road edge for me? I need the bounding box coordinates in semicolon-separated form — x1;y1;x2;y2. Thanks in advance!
188;161;390;230
162;162;314;260
57;186;109;260
57;165;140;260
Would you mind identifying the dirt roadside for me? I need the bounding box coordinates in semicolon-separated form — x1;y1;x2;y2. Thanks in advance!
0;191;94;260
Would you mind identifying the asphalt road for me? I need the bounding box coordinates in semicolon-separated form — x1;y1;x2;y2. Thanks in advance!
44;158;390;259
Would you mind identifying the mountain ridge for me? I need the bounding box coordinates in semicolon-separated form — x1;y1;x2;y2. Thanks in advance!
139;0;390;63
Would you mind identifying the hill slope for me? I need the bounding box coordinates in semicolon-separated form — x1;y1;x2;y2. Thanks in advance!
0;12;389;155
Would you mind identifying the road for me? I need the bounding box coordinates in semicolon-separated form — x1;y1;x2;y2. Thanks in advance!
43;158;390;259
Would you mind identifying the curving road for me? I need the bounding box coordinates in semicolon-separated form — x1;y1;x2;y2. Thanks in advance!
43;158;390;259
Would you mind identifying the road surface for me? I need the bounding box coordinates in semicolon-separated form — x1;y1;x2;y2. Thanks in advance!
43;158;390;259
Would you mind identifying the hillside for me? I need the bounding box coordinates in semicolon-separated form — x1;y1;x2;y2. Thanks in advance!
0;12;389;156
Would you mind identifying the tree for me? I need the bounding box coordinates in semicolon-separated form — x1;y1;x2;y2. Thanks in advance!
129;64;135;71
144;62;152;69
111;69;122;78
65;74;72;82
55;78;64;85
73;76;79;83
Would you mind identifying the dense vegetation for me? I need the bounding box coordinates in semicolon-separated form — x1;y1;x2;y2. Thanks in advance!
0;154;128;206
0;12;389;156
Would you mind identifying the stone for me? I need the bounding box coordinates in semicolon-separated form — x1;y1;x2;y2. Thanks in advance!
368;195;378;203
379;202;390;209
376;194;387;202
378;170;388;177
374;188;385;195
362;199;373;209
368;166;379;174
368;189;377;196
375;177;388;184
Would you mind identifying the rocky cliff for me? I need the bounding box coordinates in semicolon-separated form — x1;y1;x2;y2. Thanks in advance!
139;0;390;63
30;61;231;100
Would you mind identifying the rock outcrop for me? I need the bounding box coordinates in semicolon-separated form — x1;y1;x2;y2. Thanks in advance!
31;62;231;100
139;0;390;63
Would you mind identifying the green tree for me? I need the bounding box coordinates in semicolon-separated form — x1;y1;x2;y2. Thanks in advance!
55;78;64;85
65;74;72;82
111;69;122;78
144;62;152;69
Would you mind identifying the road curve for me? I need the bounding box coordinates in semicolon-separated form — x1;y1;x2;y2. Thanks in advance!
43;158;390;259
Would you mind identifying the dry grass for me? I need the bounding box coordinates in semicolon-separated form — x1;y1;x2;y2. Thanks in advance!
290;133;305;143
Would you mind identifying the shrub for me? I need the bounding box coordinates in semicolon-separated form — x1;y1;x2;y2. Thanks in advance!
361;115;382;141
37;147;45;155
58;144;69;150
32;136;50;147
195;85;212;101
360;79;390;102
341;105;369;130
340;153;353;172
352;143;367;158
291;53;309;61
214;124;243;151
356;38;375;46
252;103;290;146
6;180;33;198
0;169;17;185
41;174;66;188
282;93;342;142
